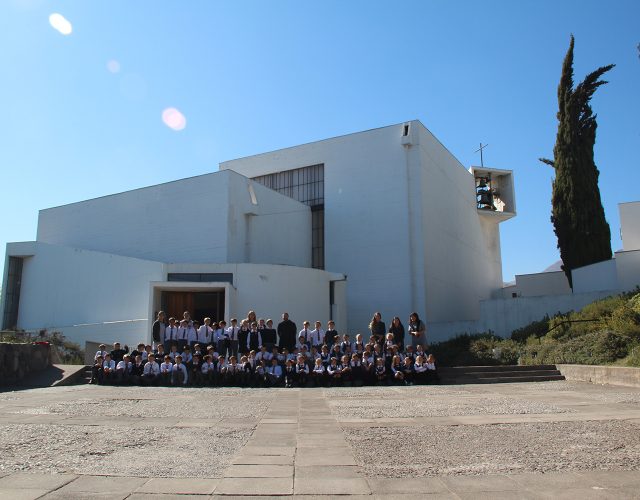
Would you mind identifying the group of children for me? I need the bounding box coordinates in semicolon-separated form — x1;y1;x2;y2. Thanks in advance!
91;331;438;388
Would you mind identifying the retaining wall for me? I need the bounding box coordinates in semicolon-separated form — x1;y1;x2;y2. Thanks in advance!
558;364;640;388
0;342;51;385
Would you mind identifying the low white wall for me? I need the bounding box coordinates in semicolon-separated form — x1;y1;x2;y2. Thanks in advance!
515;271;572;297
429;290;615;340
572;259;618;294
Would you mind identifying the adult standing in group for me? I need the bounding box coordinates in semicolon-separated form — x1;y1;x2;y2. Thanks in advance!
388;316;405;352
261;319;277;352
278;312;297;351
369;312;386;344
408;312;426;349
152;311;166;349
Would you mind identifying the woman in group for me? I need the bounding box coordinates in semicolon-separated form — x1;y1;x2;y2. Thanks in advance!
388;316;405;352
369;312;386;344
408;312;426;350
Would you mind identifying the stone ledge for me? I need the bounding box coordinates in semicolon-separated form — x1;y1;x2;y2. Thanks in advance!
558;364;640;388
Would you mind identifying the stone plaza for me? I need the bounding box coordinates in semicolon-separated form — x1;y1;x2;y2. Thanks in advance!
1;380;640;499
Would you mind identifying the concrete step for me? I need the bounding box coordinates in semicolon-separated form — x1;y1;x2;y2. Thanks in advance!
447;374;566;384
438;365;565;385
439;365;558;374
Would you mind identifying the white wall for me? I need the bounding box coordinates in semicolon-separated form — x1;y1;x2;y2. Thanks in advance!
164;262;346;333
514;271;572;297
616;250;640;292
36;170;311;268
220;121;509;332
429;290;615;340
221;123;414;332
572;259;618;294
620;202;640;251
7;241;164;346
417;125;505;322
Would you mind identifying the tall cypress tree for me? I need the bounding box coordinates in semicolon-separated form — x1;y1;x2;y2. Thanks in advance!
540;35;614;288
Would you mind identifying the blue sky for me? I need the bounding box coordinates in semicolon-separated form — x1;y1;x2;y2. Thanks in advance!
1;0;638;282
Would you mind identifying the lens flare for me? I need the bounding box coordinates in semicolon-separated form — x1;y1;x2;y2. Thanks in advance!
106;60;121;74
49;13;72;35
162;107;187;131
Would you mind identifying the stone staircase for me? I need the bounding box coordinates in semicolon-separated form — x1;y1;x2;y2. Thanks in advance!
438;365;565;384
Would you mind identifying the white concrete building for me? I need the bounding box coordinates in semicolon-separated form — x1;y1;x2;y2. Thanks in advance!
2;120;517;346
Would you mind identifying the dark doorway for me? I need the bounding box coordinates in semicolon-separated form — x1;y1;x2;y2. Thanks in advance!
161;291;225;324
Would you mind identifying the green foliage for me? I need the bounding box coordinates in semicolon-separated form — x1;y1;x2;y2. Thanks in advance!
511;315;554;343
0;329;84;364
430;332;521;367
516;291;640;366
540;35;614;287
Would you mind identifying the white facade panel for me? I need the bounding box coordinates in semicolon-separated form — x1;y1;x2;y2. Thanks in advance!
616;250;640;292
514;271;572;297
620;202;640;251
572;259;619;294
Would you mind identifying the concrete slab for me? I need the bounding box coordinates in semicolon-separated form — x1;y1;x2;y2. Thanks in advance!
294;448;357;466
366;477;449;494
0;488;50;500
241;446;296;456
232;455;294;466
57;475;149;494
294;465;360;479
293;476;371;495
0;473;77;490
41;491;129;500
223;465;293;478
214;477;293;496
441;474;520;492
135;477;219;494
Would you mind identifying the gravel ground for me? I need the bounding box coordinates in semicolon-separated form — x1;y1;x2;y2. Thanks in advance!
328;396;572;419
0;423;252;477
345;420;640;477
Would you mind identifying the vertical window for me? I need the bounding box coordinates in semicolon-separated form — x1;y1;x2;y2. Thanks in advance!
2;257;24;330
253;164;325;269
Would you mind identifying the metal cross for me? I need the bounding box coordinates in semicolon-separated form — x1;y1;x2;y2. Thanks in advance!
474;143;489;167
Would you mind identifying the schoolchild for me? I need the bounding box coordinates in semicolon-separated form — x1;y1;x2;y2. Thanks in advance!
238;355;251;387
299;321;312;349
192;344;204;361
247;322;262;353
216;356;227;386
340;354;352;385
168;344;179;362
256;345;271;364
266;357;283;387
160;355;173;386
350;353;363;386
288;349;298;364
115;354;133;385
226;356;239;386
198;318;213;347
284;359;296;388
226;319;239;359
327;357;341;386
391;355;404;384
375;357;387;384
273;347;284;366
415;344;427;361
362;349;374;385
309;321;324;350
214;320;227;357
320;345;331;367
352;334;365;355
324;320;339;347
383;333;395;354
172;355;188;386
202;355;216;386
190;354;203;386
262;319;278;352
91;355;104;384
181;346;193;364
238;320;250;356
102;354;116;384
164;317;178;352
130;343;147;361
404;345;415;362
426;354;438;383
188;321;199;349
295;334;307;352
413;355;427;385
254;360;266;387
143;344;153;362
331;343;343;361
131;355;145;385
94;344;109;362
311;358;326;387
110;342;129;363
154;343;166;362
142;354;160;385
247;350;257;372
340;335;351;354
295;355;309;387
402;356;415;385
177;320;189;352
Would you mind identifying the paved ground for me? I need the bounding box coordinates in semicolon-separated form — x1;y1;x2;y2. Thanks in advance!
0;381;639;498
